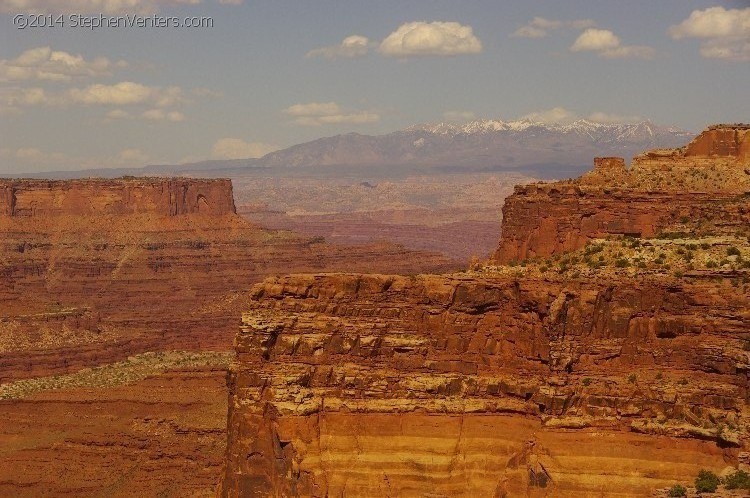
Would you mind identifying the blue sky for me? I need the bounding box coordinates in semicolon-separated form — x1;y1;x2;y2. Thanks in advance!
1;0;749;172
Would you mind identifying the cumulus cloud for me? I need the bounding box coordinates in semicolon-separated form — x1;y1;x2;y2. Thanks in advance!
520;106;577;124
66;82;185;107
283;101;379;126
520;107;643;125
0;0;224;14
0;46;122;83
211;138;278;159
1;81;196;119
379;21;482;57
69;81;154;105
443;110;476;122
511;17;595;38
571;28;655;59
0;87;54;109
306;35;370;59
669;6;750;61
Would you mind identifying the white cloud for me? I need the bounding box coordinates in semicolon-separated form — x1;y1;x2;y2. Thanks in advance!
511;17;595;38
307;35;370;59
211;138;278;159
571;28;621;51
443;110;475;122
571;28;654;59
379;21;482;57
520;106;577;124
520;107;643;125
68;82;185;107
283;101;380;126
1;0;207;15
0;46;122;83
69;81;154;105
670;6;750;61
1;87;51;106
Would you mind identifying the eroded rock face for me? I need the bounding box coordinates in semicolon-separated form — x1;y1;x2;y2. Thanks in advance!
220;273;749;497
220;127;750;497
493;125;750;263
0;178;455;382
0;178;236;217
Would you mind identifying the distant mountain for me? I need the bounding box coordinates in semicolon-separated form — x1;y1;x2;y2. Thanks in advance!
253;119;693;177
4;119;694;180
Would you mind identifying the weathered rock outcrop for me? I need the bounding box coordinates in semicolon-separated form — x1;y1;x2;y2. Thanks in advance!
0;178;236;217
494;125;750;263
220;273;749;497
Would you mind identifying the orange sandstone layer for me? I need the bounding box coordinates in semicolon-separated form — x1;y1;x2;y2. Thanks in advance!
219;273;749;497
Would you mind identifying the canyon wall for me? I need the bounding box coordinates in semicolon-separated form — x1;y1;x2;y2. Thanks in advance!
493;124;750;263
0;176;459;496
0;178;236;217
493;186;749;263
220;273;748;497
0;177;454;383
220;126;750;497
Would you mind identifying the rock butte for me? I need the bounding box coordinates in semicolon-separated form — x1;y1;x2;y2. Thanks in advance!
219;125;750;497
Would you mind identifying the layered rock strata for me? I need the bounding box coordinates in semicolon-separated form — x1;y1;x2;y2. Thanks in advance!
220;273;749;497
220;126;750;497
0;178;455;382
493;125;750;263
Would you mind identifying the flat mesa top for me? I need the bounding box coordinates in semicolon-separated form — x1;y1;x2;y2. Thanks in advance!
0;177;232;186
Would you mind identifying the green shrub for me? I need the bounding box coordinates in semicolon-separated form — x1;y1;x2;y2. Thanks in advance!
628;373;637;383
667;484;687;497
694;469;720;493
615;258;630;268
727;246;741;256
724;469;750;490
582;377;591;386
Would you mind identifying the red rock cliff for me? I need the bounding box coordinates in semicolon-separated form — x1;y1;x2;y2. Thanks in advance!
0;177;236;217
219;273;749;497
493;125;750;263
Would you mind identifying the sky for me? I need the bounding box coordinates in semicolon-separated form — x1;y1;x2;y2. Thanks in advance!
0;0;749;173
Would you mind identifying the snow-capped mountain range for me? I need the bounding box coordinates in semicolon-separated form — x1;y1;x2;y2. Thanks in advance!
251;118;693;177
406;118;687;142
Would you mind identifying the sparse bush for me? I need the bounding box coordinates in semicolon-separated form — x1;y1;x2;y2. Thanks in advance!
727;246;741;257
628;373;636;384
724;469;750;490
694;469;720;493
582;378;591;386
667;484;687;497
615;258;630;268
